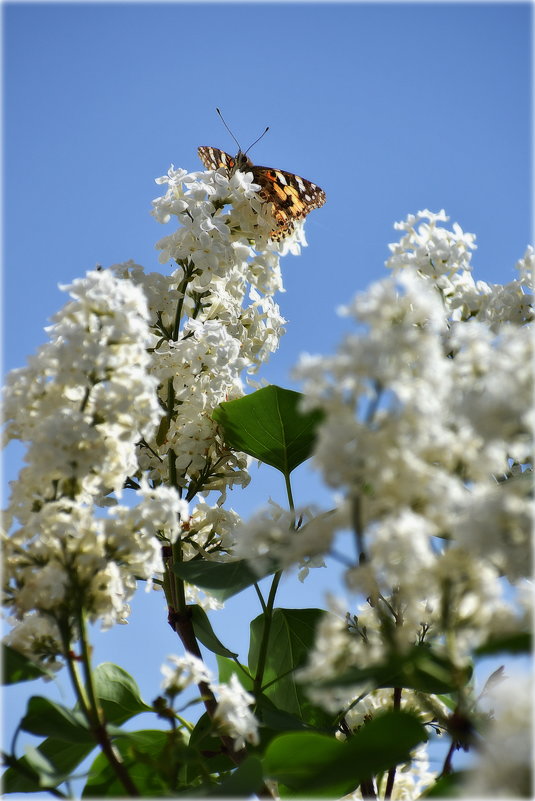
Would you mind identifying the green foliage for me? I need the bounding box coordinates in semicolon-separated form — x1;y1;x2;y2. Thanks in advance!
2;645;53;684
212;385;324;476
249;608;330;727
263;711;427;795
189;604;238;658
173;557;277;602
475;631;532;656
21;697;92;742
421;771;465;797
2;663;151;795
91;662;152;722
83;730;189;797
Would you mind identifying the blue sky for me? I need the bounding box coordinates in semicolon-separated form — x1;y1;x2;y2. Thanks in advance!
3;0;532;785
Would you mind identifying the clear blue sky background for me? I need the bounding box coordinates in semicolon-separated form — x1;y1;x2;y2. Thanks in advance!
3;1;532;789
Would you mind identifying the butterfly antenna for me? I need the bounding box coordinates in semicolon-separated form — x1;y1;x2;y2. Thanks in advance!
245;125;270;156
216;108;242;152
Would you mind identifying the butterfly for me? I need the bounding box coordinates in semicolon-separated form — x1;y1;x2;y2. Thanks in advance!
197;145;326;241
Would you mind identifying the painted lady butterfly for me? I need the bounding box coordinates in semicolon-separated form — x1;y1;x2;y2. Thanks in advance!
198;145;326;241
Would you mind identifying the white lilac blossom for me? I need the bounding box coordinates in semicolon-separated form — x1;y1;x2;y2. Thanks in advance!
160;656;259;751
3;271;162;521
1;272;186;653
3;612;64;674
109;164;289;499
3;159;302;653
3;484;185;641
294;212;531;719
181;502;242;560
232;500;341;578
161;653;213;696
212;673;260;750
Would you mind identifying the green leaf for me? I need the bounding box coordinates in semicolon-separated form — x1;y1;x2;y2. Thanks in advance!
263;711;427;793
83;730;186;797
3;663;149;794
173;558;277;602
216;655;254;691
2;644;52;684
475;631;532;656
21;696;92;743
92;662;152;723
207;755;264;797
212;385;324;475
1;746;75;794
317;645;471;694
187;712;234;775
2;740;96;794
189;604;238;658
420;771;465;797
255;693;309;732
17;746;71;789
249;608;330;726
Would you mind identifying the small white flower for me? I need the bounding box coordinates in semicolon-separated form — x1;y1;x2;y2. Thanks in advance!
161;653;213;696
212;674;259;750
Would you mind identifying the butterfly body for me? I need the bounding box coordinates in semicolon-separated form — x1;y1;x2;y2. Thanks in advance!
198;145;326;240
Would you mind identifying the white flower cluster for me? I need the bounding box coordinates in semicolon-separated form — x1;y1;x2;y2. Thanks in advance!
3;158;303;660
108;163;291;501
3;271;162;514
161;656;259;750
293;211;532;672
2;273;189;664
233;499;341;580
287;211;534;748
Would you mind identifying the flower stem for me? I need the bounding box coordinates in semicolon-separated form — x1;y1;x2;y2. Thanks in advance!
253;569;282;697
74;611;140;796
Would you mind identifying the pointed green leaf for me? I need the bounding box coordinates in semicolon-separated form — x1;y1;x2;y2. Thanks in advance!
2;663;148;794
2;644;53;684
21;696;92;742
249;608;329;726
475;631;532;656
92;662;151;723
208;755;264;797
83;730;185;797
212;385;324;475
189;604;237;658
2;738;98;793
216;655;254;691
263;711;427;792
173;557;277;601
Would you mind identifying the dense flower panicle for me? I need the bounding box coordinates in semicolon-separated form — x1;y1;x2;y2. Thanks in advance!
1;272;186;654
3;159;299;650
3;271;162;517
181;502;242;560
110;166;290;497
3;612;64;673
291;212;532;719
3;483;186;654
